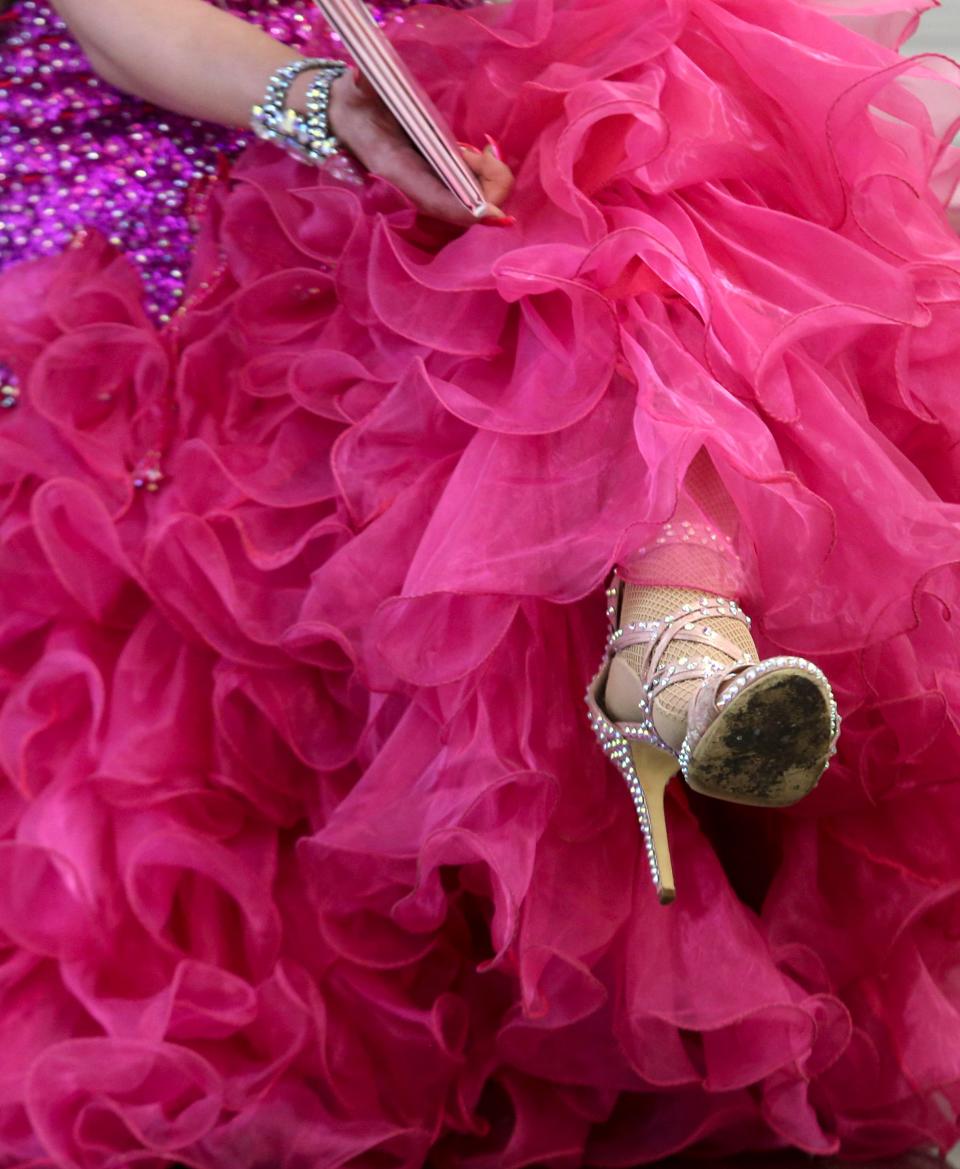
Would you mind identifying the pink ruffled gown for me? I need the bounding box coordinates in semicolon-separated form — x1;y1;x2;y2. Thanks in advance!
1;0;960;1164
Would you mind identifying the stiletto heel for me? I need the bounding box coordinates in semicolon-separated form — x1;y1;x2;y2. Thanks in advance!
586;575;840;901
629;742;676;904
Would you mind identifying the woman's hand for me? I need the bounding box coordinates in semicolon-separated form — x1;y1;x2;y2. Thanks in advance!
328;70;514;226
51;0;514;226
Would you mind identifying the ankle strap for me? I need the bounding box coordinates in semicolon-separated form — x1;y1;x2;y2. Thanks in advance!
605;583;756;719
608;594;751;674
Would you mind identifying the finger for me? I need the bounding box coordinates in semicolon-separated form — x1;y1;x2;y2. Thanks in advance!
479;148;515;210
365;138;508;224
332;77;476;224
331;77;511;226
462;145;514;211
357;135;478;225
354;118;509;224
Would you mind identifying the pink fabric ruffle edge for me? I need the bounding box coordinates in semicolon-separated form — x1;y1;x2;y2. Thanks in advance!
1;0;960;1164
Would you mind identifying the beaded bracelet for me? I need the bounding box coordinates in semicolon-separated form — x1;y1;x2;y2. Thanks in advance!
251;58;348;165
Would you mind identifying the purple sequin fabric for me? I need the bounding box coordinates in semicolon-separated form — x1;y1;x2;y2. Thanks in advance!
0;0;322;323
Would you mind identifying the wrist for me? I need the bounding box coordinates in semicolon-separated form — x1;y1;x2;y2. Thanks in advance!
286;68;312;114
325;71;354;143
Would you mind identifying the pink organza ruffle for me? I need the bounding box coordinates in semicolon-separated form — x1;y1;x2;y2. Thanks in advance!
1;0;960;1164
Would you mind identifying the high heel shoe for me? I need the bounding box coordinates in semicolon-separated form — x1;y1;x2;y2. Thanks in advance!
584;576;840;903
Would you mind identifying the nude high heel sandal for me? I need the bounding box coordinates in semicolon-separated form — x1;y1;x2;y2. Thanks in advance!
584;576;840;903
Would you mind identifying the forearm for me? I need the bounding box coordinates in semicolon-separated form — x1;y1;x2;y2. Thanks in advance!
50;0;303;127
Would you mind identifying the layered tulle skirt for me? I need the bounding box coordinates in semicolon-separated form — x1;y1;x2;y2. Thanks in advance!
1;0;960;1163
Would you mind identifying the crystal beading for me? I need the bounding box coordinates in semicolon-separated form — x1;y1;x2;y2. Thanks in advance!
250;58;347;165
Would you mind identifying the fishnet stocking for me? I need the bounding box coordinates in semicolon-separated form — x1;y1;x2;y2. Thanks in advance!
622;452;747;597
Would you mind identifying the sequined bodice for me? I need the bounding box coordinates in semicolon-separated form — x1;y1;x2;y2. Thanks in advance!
0;0;319;320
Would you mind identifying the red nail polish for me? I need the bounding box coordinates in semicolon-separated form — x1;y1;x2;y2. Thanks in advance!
351;67;374;92
485;215;517;228
483;134;503;161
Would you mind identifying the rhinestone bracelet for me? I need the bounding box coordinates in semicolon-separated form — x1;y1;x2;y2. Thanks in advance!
251;58;348;165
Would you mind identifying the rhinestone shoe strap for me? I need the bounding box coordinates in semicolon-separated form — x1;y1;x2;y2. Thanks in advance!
609;600;752;706
605;586;756;756
612;619;747;676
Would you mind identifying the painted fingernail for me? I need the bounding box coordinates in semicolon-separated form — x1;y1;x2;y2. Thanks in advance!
484;214;517;228
483;134;503;161
457;141;483;154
